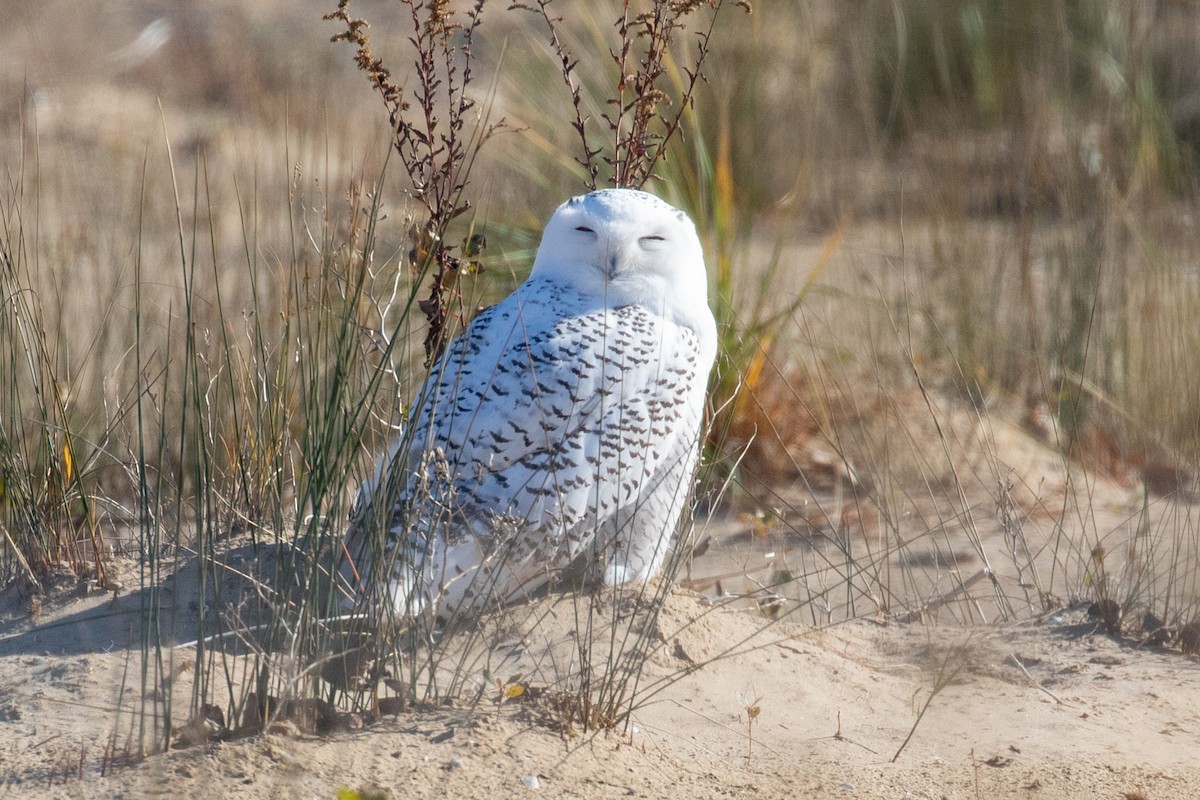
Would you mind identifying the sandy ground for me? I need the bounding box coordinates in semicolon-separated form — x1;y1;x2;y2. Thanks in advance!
2;399;1200;799
2;546;1199;799
3;6;1200;797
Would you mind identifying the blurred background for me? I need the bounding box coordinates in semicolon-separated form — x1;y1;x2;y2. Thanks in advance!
3;0;1200;627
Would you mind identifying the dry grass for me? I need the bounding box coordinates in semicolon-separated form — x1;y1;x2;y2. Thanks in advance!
2;0;1200;765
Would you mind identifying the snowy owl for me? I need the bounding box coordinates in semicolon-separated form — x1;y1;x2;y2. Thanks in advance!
340;188;717;618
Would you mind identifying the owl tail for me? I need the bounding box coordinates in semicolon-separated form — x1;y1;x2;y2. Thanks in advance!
337;521;431;619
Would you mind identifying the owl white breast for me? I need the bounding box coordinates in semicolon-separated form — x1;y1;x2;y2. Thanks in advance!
342;188;717;617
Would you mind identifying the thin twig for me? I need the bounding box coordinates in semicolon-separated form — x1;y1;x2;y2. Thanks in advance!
1008;653;1074;706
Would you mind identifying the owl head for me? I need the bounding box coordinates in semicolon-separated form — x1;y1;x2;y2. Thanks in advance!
530;189;712;336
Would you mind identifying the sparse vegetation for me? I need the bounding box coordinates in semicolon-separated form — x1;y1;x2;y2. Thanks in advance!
1;0;1200;787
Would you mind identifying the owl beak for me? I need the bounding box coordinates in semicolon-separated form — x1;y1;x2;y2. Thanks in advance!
606;243;631;280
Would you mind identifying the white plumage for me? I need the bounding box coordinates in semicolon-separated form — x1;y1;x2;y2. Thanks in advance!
341;188;717;617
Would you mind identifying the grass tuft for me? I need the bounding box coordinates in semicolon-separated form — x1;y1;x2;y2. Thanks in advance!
2;0;1200;776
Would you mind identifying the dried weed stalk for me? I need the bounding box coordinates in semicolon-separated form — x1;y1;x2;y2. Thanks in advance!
513;0;752;189
325;0;503;361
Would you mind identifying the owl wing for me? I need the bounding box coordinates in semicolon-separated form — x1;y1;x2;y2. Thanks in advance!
401;278;706;547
